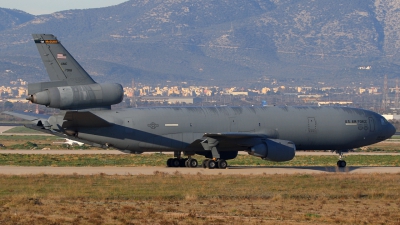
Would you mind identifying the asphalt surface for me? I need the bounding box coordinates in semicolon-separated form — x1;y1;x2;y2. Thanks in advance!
0;166;399;175
0;150;399;175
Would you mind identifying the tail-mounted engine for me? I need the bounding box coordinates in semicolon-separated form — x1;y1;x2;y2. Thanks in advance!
248;139;296;162
27;82;123;110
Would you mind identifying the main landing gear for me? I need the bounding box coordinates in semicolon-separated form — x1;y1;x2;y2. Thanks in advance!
202;158;228;169
165;151;229;169
166;158;198;168
166;151;198;168
199;137;228;169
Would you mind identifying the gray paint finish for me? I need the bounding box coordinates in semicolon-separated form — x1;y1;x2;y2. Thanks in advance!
62;106;394;153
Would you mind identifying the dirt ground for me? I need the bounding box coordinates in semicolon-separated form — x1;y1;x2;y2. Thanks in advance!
0;173;399;224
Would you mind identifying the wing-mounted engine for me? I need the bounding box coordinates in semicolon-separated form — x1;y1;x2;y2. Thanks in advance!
247;139;296;162
26;82;123;110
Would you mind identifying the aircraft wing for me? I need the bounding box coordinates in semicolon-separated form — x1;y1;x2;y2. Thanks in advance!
192;132;270;151
2;110;50;121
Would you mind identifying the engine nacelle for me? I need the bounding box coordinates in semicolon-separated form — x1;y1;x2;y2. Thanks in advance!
248;139;296;162
27;83;123;110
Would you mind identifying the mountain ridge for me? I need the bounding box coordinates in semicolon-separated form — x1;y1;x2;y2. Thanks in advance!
0;0;399;85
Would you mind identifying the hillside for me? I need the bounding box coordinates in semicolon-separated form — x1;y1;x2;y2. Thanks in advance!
0;0;399;85
0;8;34;31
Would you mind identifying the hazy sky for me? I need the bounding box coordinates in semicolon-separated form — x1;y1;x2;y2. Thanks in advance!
1;0;128;15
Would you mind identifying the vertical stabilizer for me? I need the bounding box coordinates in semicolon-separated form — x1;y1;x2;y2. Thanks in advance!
32;34;95;86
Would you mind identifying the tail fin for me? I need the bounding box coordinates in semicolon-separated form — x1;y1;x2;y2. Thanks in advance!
27;34;123;110
32;34;95;86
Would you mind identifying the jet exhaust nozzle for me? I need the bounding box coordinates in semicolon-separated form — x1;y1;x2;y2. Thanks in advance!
28;90;51;106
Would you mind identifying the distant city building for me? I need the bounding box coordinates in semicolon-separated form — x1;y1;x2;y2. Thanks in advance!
358;66;372;70
228;92;248;96
318;101;353;106
140;97;201;104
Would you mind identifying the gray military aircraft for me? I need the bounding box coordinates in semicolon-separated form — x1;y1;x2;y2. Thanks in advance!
4;34;396;169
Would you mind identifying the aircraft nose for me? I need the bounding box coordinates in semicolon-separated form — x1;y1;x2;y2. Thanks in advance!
388;123;396;137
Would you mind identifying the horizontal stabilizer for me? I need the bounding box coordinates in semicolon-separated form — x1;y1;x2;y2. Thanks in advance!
62;111;111;128
2;110;50;121
25;124;105;148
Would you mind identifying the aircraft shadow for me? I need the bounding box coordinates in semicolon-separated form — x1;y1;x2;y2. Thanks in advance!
227;166;362;173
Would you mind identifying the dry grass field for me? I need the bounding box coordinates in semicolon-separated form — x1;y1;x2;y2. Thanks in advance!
0;128;400;224
0;173;399;224
364;140;400;152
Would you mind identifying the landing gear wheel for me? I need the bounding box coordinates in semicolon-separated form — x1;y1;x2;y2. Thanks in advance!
217;159;227;169
185;159;190;167
202;159;209;168
179;158;187;167
207;159;217;169
167;158;173;167
171;158;181;167
337;160;346;168
188;158;198;168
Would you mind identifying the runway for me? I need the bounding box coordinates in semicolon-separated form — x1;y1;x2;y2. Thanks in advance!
0;165;399;175
3;124;397;175
1;150;399;175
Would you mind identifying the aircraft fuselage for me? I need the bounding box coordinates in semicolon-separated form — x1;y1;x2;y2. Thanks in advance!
59;106;395;153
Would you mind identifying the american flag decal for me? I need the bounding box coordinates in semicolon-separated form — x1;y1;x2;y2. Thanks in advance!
57;53;66;59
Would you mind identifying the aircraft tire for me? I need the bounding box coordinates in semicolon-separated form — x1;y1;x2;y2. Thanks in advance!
172;158;181;167
202;159;209;168
188;158;198;168
217;159;227;169
337;160;346;168
207;159;217;169
185;159;190;167
167;158;173;167
179;158;187;167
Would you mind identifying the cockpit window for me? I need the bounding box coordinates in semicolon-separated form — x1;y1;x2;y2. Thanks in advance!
381;118;388;125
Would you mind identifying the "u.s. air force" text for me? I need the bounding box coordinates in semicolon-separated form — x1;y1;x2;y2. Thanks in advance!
345;120;367;123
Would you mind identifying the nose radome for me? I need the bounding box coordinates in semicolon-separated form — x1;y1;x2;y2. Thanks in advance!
388;123;396;137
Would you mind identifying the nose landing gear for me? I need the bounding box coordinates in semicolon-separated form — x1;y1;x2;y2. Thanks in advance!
334;150;348;168
337;160;347;168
